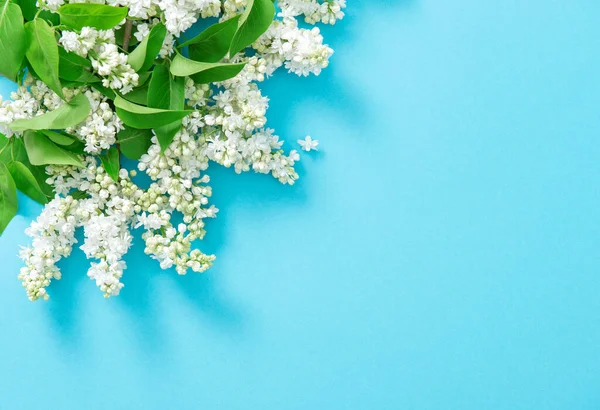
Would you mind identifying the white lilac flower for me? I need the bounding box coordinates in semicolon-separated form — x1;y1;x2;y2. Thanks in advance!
18;196;80;301
69;89;124;154
298;135;319;151
43;0;66;11
134;23;151;42
106;0;157;19
60;27;138;94
0;86;39;137
253;17;334;77
81;213;133;297
32;153;217;299
278;0;346;25
59;28;98;57
137;131;217;273
223;0;250;18
92;41;139;93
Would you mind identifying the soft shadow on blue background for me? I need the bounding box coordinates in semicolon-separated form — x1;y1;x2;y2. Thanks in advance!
1;0;600;408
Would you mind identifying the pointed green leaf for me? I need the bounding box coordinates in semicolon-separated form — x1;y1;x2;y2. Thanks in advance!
9;93;91;131
70;189;89;200
24;130;83;167
24;19;63;98
0;135;53;197
117;126;152;160
128;23;166;72
170;53;245;83
180;16;240;63
58;47;100;83
153;122;180;152
0;162;17;235
16;0;60;24
39;130;85;155
59;4;129;30
138;71;152;85
0;0;27;81
29;166;53;197
114;95;190;129
122;84;148;105
39;130;77;146
148;64;184;109
229;0;274;55
148;63;184;150
99;146;120;182
120;71;152;104
7;161;48;204
16;0;37;21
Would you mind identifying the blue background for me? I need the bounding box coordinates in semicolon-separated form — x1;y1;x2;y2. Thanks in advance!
1;0;600;408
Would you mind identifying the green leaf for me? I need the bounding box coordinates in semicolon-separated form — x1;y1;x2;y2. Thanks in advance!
40;130;75;146
0;135;53;197
148;64;184;110
58;4;128;30
9;93;91;131
122;85;148;105
38;130;83;152
138;71;152;85
148;63;184;150
99;146;120;182
24;19;63;98
7;161;47;204
12;138;28;164
58;47;100;83
16;0;60;24
69;189;90;201
70;189;89;200
23;130;83;167
39;130;76;146
153;121;180;152
117;126;152;160
0;162;17;235
114;95;190;129
39;130;85;156
229;0;274;56
128;23;166;72
119;71;152;104
170;53;245;83
191;63;246;83
16;0;37;21
0;0;27;81
29;167;53;197
180;15;240;63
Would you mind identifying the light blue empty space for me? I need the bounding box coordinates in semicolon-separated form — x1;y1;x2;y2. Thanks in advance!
1;1;599;408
